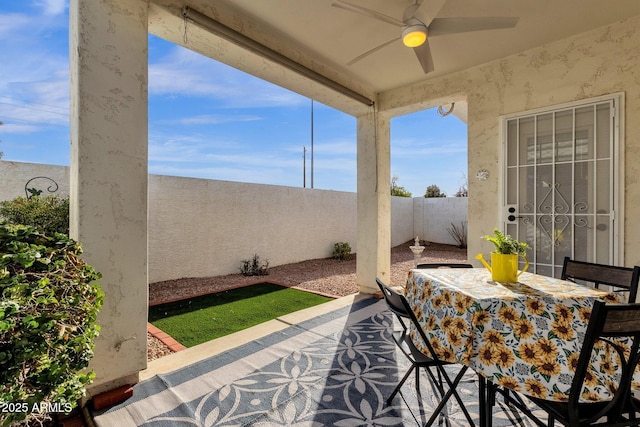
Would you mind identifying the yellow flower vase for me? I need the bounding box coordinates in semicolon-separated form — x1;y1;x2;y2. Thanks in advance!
475;252;529;283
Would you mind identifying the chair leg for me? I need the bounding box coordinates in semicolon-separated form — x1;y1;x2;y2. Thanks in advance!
499;385;549;427
448;367;476;427
423;367;451;427
423;366;475;427
478;376;490;427
387;365;416;405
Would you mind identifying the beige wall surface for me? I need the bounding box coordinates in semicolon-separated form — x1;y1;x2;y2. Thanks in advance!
414;197;469;247
0;161;468;282
379;15;640;267
0;162;70;199
148;175;359;283
391;195;414;246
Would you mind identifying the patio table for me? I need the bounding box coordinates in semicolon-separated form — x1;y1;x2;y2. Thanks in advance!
404;268;623;426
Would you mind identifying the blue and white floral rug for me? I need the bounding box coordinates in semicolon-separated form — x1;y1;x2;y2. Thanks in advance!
93;297;540;426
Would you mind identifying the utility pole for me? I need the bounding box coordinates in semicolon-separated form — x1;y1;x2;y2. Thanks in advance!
302;146;307;188
310;99;314;188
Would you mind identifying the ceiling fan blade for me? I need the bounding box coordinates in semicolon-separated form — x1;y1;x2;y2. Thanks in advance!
331;0;403;27
413;41;435;74
428;17;519;37
347;37;399;66
412;0;447;26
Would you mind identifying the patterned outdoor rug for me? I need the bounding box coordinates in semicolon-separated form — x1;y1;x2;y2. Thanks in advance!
93;297;542;426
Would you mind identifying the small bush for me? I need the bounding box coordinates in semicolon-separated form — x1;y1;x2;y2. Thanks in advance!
240;254;270;276
0;195;70;236
332;242;352;261
0;223;103;426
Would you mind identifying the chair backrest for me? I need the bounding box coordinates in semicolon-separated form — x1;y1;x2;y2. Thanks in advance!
416;263;473;269
375;278;410;320
375;277;439;357
561;257;640;302
568;301;640;424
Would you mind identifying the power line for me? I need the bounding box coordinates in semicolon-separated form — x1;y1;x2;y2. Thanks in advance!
0;101;69;118
0;96;68;115
0;115;69;128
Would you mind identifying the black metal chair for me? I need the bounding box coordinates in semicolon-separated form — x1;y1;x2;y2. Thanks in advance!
561;257;640;303
375;278;475;427
416;263;473;269
498;300;640;427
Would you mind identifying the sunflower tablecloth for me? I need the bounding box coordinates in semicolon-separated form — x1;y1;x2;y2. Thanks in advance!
405;268;625;402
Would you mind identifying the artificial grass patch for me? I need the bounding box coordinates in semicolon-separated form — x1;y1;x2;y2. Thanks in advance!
148;283;333;347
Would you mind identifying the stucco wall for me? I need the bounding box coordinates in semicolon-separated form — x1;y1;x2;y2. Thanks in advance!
148;175;360;282
0;162;70;199
391;195;414;247
413;197;469;247
379;15;640;267
0;161;467;282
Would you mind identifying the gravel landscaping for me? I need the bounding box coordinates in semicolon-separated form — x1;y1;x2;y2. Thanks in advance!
147;240;467;361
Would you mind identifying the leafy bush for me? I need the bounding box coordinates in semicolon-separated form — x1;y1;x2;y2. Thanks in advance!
0;223;103;426
332;242;352;261
0;195;70;236
240;254;270;276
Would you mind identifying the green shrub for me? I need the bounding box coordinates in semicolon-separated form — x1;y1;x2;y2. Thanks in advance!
0;195;70;236
0;223;103;426
240;254;270;276
332;242;352;261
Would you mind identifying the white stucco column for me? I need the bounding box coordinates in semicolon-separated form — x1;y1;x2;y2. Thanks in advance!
356;111;391;293
70;0;148;394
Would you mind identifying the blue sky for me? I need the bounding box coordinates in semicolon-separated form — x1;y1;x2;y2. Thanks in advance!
0;0;468;197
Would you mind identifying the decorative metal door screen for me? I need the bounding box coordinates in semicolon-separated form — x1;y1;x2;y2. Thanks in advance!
503;96;621;278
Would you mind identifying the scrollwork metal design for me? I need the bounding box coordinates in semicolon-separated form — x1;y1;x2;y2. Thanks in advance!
574;202;589;213
538;181;570;214
537;214;570;247
25;176;59;199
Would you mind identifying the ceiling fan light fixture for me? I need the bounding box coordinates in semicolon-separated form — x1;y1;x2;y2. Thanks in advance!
402;23;427;47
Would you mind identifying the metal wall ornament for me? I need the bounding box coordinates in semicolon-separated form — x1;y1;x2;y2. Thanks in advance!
25;176;59;199
476;169;489;180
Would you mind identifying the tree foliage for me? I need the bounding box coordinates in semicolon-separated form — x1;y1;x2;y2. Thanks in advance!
424;184;446;198
0;223;103;426
454;183;468;197
454;174;468;197
390;175;411;197
0;195;69;236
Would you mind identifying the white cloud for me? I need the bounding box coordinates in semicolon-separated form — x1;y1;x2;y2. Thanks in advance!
0;3;70;134
0;14;31;38
37;0;67;16
149;45;306;108
0;122;49;135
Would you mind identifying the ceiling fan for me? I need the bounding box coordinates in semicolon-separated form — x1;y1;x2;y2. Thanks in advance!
332;0;519;73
